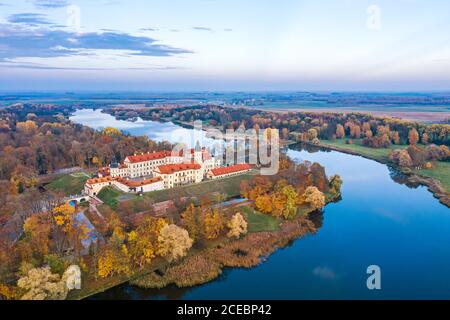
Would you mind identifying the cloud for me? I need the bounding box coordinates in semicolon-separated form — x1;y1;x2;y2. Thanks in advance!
224;28;233;32
193;26;212;32
7;13;52;25
32;0;69;8
140;27;159;32
0;24;192;61
0;61;186;71
312;266;338;280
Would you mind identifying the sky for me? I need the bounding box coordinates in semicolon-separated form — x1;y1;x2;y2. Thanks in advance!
0;0;450;91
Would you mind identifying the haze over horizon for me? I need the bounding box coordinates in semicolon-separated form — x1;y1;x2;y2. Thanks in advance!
1;0;450;91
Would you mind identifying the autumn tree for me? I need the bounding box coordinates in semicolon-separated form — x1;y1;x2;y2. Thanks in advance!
336;124;345;139
399;150;414;167
17;266;67;300
202;208;225;240
127;217;167;267
52;203;88;257
23;214;52;260
329;175;343;196
97;244;130;278
157;224;193;262
227;213;248;238
303;186;325;211
422;132;429;145
255;194;273;214
365;130;373;138
281;127;289;140
408;128;419;145
181;203;201;241
280;185;297;219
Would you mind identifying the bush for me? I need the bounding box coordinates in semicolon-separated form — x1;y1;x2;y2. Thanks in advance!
45;254;66;276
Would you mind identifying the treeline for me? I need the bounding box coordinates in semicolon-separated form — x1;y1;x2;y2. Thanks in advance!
241;159;342;218
0;104;172;185
105;105;450;146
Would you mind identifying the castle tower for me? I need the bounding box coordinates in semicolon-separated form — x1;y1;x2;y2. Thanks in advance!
194;140;202;164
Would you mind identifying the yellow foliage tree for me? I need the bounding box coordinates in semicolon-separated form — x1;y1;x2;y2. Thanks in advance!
52;203;75;232
127;218;167;267
255;194;273;214
303;186;325;211
202;208;225;240
102;127;122;137
227;213;248;239
157;224;193;262
17;267;67;300
181;203;201;241
97;245;130;278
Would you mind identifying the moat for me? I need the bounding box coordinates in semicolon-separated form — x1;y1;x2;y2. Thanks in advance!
71;109;450;299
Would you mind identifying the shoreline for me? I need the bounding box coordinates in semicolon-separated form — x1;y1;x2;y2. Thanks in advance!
302;141;450;208
93;108;449;207
71;196;339;300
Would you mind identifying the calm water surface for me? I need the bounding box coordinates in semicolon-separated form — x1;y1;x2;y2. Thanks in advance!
71;109;450;300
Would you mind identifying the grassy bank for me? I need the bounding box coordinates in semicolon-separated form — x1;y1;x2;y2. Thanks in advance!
97;187;124;209
413;162;450;193
318;139;450;201
319;139;403;162
47;172;91;196
241;206;280;233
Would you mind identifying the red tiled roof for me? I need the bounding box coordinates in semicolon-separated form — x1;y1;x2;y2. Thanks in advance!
125;151;172;163
156;163;201;174
86;176;113;185
115;177;162;187
210;163;252;176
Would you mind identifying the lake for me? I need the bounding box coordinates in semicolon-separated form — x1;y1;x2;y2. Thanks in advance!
71;109;450;300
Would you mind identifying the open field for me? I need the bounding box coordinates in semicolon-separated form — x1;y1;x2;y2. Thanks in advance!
264;107;450;123
241;206;280;233
414;162;450;193
46;172;91;196
319;139;404;162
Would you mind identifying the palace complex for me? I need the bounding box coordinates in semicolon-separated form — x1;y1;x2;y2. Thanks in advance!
84;143;252;197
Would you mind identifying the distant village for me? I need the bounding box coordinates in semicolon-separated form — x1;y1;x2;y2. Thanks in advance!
84;142;252;198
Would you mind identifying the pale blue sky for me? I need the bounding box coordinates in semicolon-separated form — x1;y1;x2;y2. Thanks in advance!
0;0;450;91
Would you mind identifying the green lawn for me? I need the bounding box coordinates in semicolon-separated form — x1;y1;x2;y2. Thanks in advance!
241;206;280;233
320;139;403;162
141;172;256;203
46;172;91;196
97;187;124;209
414;162;450;193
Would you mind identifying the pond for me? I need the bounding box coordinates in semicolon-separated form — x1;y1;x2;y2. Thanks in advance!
71;109;450;299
